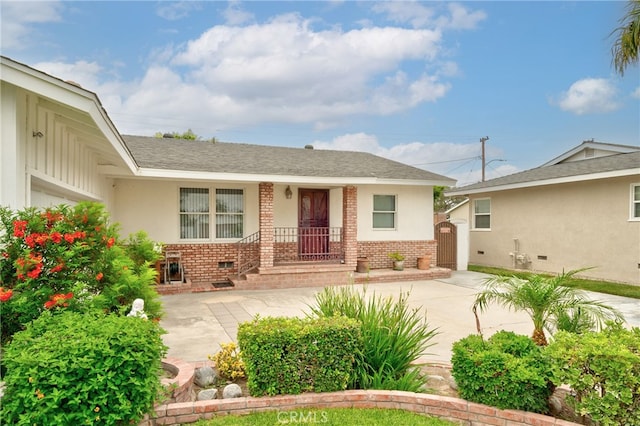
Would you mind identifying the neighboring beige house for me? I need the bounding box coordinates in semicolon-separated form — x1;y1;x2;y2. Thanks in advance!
1;56;455;291
446;141;640;285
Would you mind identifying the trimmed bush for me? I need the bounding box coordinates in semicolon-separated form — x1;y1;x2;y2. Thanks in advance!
308;286;438;392
0;311;167;425
547;324;640;426
451;331;553;413
238;315;362;396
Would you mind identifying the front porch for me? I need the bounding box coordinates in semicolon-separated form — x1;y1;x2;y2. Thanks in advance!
154;183;450;295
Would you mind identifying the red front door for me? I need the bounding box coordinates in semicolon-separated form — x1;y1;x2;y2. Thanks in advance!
298;189;329;260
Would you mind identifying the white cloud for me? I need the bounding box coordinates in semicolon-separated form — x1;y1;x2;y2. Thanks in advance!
223;0;254;25
33;60;103;89
0;1;63;49
555;78;620;115
156;1;202;21
311;133;516;186
632;86;640;99
15;7;473;138
153;16;448;130
441;3;487;30
372;1;436;29
373;1;486;30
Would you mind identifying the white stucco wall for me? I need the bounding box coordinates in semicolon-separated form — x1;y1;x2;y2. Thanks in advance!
357;184;434;241
112;181;434;244
111;179;259;243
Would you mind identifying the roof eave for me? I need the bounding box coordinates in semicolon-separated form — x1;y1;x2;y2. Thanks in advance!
1;56;138;174
445;168;640;196
126;168;456;186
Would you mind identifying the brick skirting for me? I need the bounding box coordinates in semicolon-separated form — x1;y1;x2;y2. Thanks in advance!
141;388;579;426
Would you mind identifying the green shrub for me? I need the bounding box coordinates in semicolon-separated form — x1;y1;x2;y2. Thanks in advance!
0;311;167;425
0;202;163;342
546;324;640;426
451;331;553;413
238;315;362;396
308;285;438;392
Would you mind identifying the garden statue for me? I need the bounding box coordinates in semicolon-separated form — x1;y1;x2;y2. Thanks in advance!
127;298;148;319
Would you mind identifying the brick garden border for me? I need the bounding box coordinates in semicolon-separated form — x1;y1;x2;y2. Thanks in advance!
145;358;580;426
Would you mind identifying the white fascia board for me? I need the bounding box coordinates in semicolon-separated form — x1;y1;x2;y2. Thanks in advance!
2;59;138;174
446;168;640;196
135;168;454;186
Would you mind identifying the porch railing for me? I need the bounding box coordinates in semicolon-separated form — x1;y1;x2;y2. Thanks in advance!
237;231;260;277
274;227;343;263
236;227;344;277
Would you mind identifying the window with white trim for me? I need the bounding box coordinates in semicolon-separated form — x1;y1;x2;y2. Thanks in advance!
216;189;244;238
373;195;396;229
632;184;640;220
473;198;491;229
179;188;244;239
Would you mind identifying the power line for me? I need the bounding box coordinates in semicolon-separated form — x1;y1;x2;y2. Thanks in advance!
411;155;481;166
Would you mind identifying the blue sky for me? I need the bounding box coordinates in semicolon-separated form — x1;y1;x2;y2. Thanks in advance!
2;1;638;186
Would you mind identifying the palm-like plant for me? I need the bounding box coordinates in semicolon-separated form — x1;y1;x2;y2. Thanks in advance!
611;0;640;76
472;269;623;345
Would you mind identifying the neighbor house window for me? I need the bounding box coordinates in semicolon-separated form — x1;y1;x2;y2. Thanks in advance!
632;184;640;220
373;195;396;229
216;189;244;238
473;198;491;229
180;188;210;239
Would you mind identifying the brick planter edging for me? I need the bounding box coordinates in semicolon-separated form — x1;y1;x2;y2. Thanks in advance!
140;388;581;426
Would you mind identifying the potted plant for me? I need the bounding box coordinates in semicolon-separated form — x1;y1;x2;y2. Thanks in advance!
388;251;405;271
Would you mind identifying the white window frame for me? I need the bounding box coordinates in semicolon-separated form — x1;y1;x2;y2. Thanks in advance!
179;187;245;240
631;183;640;221
372;194;397;230
215;188;244;240
179;187;210;240
472;198;491;230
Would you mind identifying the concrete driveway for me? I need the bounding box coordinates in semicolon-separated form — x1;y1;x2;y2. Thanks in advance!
159;271;639;364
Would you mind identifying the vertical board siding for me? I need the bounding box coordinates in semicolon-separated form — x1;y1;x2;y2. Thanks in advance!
28;102;105;199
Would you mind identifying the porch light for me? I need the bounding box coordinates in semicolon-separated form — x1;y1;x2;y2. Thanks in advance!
285;186;293;199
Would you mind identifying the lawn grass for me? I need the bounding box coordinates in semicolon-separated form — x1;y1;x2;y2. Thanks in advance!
468;265;640;299
193;408;455;425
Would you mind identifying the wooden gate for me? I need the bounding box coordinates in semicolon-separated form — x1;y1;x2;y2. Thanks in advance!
435;221;457;270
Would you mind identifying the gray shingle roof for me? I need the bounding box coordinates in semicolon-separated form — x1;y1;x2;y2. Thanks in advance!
122;135;454;183
447;151;640;195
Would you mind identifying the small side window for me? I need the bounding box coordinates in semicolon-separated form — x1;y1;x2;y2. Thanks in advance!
373;195;396;229
473;198;491;230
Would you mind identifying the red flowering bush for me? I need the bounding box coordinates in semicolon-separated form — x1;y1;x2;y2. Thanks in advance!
0;202;163;342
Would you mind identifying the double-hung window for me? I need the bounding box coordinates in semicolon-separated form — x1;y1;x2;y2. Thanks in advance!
473;198;491;230
373;195;396;229
215;189;243;238
632;184;640;220
180;188;244;239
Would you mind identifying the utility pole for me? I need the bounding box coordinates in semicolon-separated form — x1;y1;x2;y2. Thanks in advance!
480;136;489;181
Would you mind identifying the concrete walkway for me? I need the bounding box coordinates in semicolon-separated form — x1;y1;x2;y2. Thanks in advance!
159;271;640;364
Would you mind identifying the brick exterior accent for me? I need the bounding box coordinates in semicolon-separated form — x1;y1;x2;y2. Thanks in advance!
358;240;437;270
258;182;274;269
141;387;579;426
342;185;357;268
162;243;237;285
